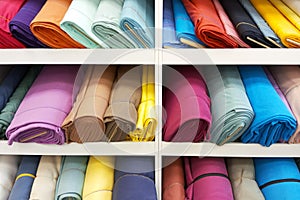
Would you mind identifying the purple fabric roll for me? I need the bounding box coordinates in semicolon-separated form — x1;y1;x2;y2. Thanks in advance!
6;66;79;145
9;0;48;48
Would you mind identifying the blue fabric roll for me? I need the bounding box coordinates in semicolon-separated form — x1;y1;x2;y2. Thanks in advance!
254;158;300;200
238;66;296;146
8;156;41;200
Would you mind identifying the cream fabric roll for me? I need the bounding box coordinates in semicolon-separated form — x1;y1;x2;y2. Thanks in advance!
282;0;300;16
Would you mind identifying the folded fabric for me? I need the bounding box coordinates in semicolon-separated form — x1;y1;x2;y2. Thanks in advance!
82;156;115;200
130;65;156;141
295;158;300;170
6;66;79;145
226;158;265;200
0;0;26;48
104;66;142;142
238;0;283;47
182;0;239;48
201;66;253;145
282;0;300;16
55;156;89;200
30;0;85;48
162;157;185;200
254;158;300;200
60;0;107;48
0;155;21;200
91;0;138;48
268;66;300;143
0;66;42;139
0;66;12;85
238;66;297;146
8;156;41;200
29;156;61;200
120;0;154;48
163;66;211;142
250;0;300;48
9;0;48;48
62;65;116;143
184;157;234;200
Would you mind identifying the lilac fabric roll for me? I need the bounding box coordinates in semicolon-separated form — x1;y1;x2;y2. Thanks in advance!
6;66;79;145
9;0;48;48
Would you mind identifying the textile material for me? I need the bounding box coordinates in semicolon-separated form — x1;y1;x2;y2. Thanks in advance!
0;66;11;84
162;157;185;200
295;158;300;170
30;0;85;48
104;66;142;142
6;66;79;145
282;0;300;16
92;0;138;48
8;156;41;200
60;0;107;48
55;156;89;200
226;158;265;200
254;158;300;200
268;66;300;143
238;66;297;146
29;156;61;200
163;66;211;142
0;66;42;139
184;157;234;200
202;66;253;144
0;155;21;200
0;0;26;48
130;65;156;141
82;156;115;200
182;0;239;48
250;0;300;48
120;0;154;48
62;65;116;143
9;0;48;48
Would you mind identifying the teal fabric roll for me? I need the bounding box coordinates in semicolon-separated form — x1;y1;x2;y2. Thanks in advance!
55;156;89;200
92;0;138;48
120;0;154;48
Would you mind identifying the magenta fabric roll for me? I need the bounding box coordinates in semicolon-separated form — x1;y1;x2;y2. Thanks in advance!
6;66;79;145
163;66;211;142
184;157;234;200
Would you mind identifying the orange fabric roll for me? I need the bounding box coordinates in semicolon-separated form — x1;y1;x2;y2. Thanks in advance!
182;0;239;48
30;0;85;48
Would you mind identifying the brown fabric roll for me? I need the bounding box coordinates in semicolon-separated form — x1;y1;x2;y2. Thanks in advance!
104;66;142;142
62;65;116;143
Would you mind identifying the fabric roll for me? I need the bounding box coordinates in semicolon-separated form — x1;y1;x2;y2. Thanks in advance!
163;66;211;142
282;0;300;16
0;66;12;85
226;158;265;200
182;0;239;48
268;66;300;143
120;0;154;48
60;0;107;49
6;66;79;145
185;157;234;200
295;158;300;170
104;66;142;142
201;66;254;145
212;0;250;48
29;156;61;200
9;0;48;48
55;156;89;200
238;66;297;146
0;0;26;48
82;156;115;200
30;0;85;48
0;66;42;139
162;157;185;200
130;65;156;141
250;0;300;48
62;65;116;143
254;158;300;200
8;156;41;200
92;0;138;48
238;0;283;47
0;155;21;200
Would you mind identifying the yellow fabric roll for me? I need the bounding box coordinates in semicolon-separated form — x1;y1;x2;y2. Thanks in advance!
250;0;300;47
82;156;115;200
